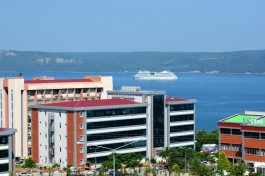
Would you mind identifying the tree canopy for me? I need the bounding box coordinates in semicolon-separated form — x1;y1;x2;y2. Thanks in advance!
217;152;231;176
195;130;219;152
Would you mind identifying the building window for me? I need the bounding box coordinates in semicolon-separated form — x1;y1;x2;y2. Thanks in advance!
80;160;83;165
0;163;9;172
80;124;83;129
80;111;84;117
220;128;231;135
0;136;8;144
232;129;242;135
60;147;61;152
59;123;61;128
80;135;84;142
80;147;83;153
59;135;61;140
245;132;260;139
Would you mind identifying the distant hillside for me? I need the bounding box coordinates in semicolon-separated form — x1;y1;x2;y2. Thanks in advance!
0;50;265;73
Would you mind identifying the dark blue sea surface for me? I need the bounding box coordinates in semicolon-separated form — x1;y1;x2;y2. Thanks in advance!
1;71;265;131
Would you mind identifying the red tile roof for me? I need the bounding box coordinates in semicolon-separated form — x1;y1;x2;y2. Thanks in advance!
0;128;9;132
25;79;93;84
41;99;140;108
166;97;188;102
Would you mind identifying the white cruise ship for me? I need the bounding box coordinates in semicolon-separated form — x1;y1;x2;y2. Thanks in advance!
133;70;177;80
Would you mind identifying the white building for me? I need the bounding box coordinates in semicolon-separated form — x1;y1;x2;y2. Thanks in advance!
0;127;16;175
30;86;196;167
0;74;113;158
108;86;196;156
31;99;148;167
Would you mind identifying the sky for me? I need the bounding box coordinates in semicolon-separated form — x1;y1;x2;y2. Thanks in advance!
1;0;265;52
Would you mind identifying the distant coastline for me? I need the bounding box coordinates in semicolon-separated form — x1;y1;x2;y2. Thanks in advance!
1;49;265;73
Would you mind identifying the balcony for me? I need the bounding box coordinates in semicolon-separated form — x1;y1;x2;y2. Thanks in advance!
49;136;54;143
220;134;242;144
244;138;265;149
60;94;67;99
49;125;54;132
37;95;43;99
50;148;54;155
68;94;74;98
220;150;242;158
89;92;96;97
27;95;34;99
244;155;265;162
44;94;52;99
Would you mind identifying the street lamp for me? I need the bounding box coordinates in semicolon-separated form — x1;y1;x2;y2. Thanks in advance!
89;147;99;169
88;137;146;176
184;149;187;173
180;147;187;174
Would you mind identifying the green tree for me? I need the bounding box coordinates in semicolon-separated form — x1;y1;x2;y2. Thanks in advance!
249;173;262;176
150;157;156;164
217;152;231;176
195;130;218;152
190;157;213;176
102;153;122;170
52;163;60;169
121;153;142;169
159;147;170;163
229;161;247;176
171;164;181;176
168;147;195;170
144;166;152;176
22;157;36;168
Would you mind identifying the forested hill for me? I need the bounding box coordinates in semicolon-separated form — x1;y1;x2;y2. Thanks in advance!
1;50;265;73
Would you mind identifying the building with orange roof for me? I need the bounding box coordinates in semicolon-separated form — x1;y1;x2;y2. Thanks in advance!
30;86;196;167
0;74;112;158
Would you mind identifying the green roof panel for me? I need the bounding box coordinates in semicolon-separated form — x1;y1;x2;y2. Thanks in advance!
223;114;263;124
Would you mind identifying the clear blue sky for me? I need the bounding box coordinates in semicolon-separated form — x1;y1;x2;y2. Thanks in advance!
1;0;265;52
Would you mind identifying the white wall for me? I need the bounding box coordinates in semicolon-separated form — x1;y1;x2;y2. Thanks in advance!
38;111;49;165
53;111;67;167
7;78;26;158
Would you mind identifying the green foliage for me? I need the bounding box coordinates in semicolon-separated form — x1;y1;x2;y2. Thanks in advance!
228;161;247;176
171;164;181;176
190;157;213;176
102;153;122;170
159;147;170;163
65;165;72;176
249;173;263;176
152;168;157;176
150;157;156;164
217;152;231;176
195;130;218;152
122;153;142;169
144;166;152;176
168;147;195;169
98;167;105;176
52;163;60;168
22;157;36;168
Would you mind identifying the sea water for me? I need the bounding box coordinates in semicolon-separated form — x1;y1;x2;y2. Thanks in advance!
1;71;265;131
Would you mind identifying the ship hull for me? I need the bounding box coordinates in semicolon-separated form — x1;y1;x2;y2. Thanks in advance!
134;70;177;80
